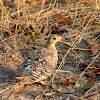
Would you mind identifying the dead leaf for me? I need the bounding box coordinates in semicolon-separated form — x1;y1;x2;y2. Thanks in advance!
14;0;25;4
84;79;95;90
84;0;96;4
79;62;88;70
51;24;59;34
93;64;100;76
86;71;96;80
31;0;50;7
61;78;69;86
51;24;67;34
62;78;76;86
31;1;41;7
58;17;73;26
91;44;100;56
79;63;100;78
65;0;80;4
57;87;74;94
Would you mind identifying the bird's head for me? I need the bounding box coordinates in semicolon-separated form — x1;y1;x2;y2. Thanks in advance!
47;34;64;46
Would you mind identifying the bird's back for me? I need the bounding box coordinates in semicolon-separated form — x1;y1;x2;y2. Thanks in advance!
18;46;58;83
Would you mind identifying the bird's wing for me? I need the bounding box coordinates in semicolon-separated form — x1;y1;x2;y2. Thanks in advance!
17;47;56;83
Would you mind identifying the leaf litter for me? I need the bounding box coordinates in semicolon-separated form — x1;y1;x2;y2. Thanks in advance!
0;0;100;100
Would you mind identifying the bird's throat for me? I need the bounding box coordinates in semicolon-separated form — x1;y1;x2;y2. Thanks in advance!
47;43;57;55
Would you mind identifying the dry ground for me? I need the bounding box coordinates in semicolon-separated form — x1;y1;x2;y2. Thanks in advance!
0;0;100;100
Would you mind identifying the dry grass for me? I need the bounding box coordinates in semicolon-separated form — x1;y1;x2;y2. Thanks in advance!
0;0;100;100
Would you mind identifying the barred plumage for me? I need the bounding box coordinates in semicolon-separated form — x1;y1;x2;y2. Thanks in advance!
0;34;64;94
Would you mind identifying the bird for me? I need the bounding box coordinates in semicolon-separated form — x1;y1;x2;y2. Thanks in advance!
0;34;64;94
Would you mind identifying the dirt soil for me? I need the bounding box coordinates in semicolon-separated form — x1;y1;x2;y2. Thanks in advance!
0;0;100;100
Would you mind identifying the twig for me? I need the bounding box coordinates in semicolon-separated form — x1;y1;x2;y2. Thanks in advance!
79;90;100;99
67;52;100;100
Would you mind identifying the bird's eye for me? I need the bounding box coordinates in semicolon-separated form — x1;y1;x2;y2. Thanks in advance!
53;37;56;40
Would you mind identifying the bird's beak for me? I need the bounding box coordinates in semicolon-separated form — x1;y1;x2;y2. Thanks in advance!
58;36;65;41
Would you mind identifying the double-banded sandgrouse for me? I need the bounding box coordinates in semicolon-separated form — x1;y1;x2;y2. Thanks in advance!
0;34;64;92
